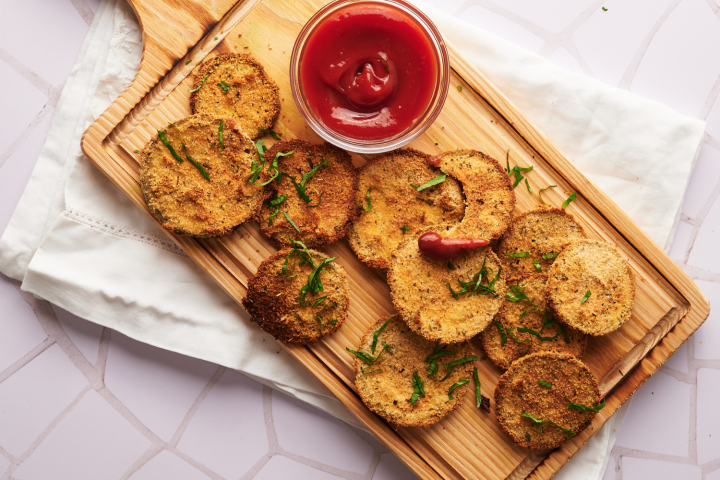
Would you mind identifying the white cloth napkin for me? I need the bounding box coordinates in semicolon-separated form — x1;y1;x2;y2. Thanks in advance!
0;0;705;478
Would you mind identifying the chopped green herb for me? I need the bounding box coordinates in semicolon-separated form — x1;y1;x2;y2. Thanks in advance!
411;174;447;192
408;372;425;406
416;196;433;205
247;140;268;183
307;191;324;208
157;131;184;163
312;296;327;308
188;74;208;93
538;380;552;388
539;185;557;205
330;319;338;326
505;252;530;258
517;327;560;342
473;367;482;408
287;157;327;199
284;212;301;233
217;80;230;93
532;259;542;272
445;257;502;300
507;327;531;344
521;413;576;438
525;178;533;193
185;59;191;65
438;356;478;382
401;225;411;235
186;154;210;181
494;319;507;346
457;85;463;92
258;128;281;140
346;344;390;366
266;194;288;226
425;344;456;378
443;280;459;300
558;323;571;344
214;36;218;40
261;149;296;186
447;262;456;270
218;121;225;150
562;192;577;209
448;379;470;400
542;252;559;260
371;316;395;354
504;150;534;191
297;254;338;306
281;240;314;278
360;186;375;212
568;397;606;412
581;290;591;304
133;149;140;153
602;6;608;10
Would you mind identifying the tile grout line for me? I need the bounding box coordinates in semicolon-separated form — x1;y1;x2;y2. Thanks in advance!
67;0;95;27
0;337;56;384
117;444;164;480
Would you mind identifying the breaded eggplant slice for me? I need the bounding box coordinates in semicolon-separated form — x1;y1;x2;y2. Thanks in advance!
347;148;465;270
388;226;507;343
256;140;360;248
480;273;586;370
241;248;349;343
354;316;475;427
547;239;635;336
431;150;514;240
495;352;601;449
496;207;586;275
140;114;267;237
190;54;280;140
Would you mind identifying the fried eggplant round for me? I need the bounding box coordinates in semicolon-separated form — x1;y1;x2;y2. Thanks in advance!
190;54;280;140
255;140;360;247
496;207;586;275
495;352;601;449
354;316;475;427
140;114;267;237
347;148;465;270
241;247;349;343
480;273;587;370
547;239;635;336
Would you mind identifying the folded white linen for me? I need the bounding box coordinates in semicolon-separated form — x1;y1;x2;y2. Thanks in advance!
0;0;704;478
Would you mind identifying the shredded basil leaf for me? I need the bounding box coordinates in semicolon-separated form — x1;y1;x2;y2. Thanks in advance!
416;196;432;205
447;262;455;270
532;259;542;272
297;255;338;306
157;131;184;163
258;128;281;140
217;80;230;93
568;397;606;412
188;74;208;93
602;6;608;10
287;157;327;199
438;356;477;382
267;194;288;226
507;327;531;344
445;257;502;299
247;140;267;183
412;174;446;192
219;121;225;150
448;379;470;400
186;154;210;181
505;150;534;191
185;59;191;65
307;191;324;208
284;212;301;233
525;178;533;193
371;316;395;354
133;149;140;153
457;85;463;92
539;185;557;205
312;296;327;308
408;372;425;406
581;290;591;304
542;252;559;260
517;327;560;342
359;186;376;212
521;413;576;437
562;192;577;209
538;380;552;388
473;367;482;408
346;347;387;366
558;323;571;344
494;319;507;346
443;280;459;300
505;252;529;258
425;344;456;378
261;149;296;187
401;225;411;234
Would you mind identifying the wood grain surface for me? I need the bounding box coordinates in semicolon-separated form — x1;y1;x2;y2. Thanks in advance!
80;0;710;478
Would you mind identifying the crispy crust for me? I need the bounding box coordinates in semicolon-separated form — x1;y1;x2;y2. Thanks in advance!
496;207;586;275
388;225;507;343
140;113;268;237
255;140;360;248
241;248;349;343
495;352;600;449
347;148;465;270
432;149;515;241
547;239;635;336
190;53;281;140
354;316;475;427
480;273;587;370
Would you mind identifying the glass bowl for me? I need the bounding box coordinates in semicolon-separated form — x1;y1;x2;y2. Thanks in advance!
289;0;450;154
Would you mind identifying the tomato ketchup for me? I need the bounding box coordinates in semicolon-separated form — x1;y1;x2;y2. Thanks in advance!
299;3;438;141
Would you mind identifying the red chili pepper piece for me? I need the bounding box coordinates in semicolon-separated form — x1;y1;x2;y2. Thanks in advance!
427;154;442;166
418;231;489;261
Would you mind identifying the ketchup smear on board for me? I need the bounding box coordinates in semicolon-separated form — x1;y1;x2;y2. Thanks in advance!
300;4;438;141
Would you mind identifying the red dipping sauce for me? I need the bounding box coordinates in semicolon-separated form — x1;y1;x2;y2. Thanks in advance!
299;3;439;141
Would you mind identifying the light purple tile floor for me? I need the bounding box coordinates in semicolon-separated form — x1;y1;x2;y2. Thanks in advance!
1;0;719;478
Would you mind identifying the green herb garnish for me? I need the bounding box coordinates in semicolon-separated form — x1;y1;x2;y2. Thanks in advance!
401;225;411;235
505;252;529;258
494;319;507;346
542;252;559;260
330;319;337;326
284;212;301;233
214;36;218;40
532;259;541;272
307;191;324;208
281;240;314;277
360;186;375;212
448;379;470;400
411;174;446;192
539;185;557;205
185;59;191;65
266;194;288;226
188;74;208;93
447;262;455;270
457;85;463;92
312;296;327;307
261;149;296;186
416;197;433;205
438;356;477;382
516;327;560;342
602;6;608;10
425;343;456;378
346;345;389;366
504;150;534;191
258;128;281;140
568;397;606;412
444;257;502;300
287;158;327;200
408;372;425;406
473;367;482;408
247;140;267;183
562;192;577;209
217;80;230;93
219;121;225;150
521;413;576;438
371;316;395;354
538;380;552;388
581;290;591;304
133;149;140;153
297;254;338;306
185;154;210;181
157;131;184;163
506;327;531;344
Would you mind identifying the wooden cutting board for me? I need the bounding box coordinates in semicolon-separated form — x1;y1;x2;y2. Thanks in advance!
80;0;710;478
